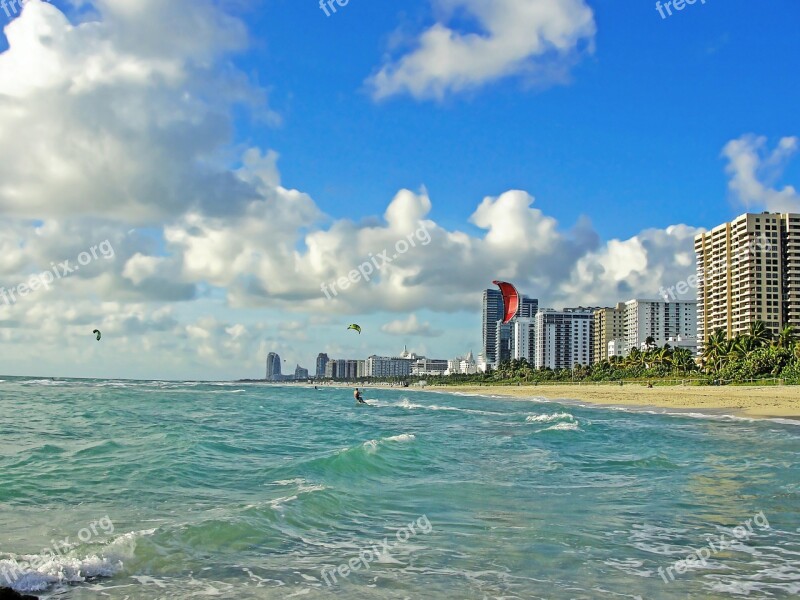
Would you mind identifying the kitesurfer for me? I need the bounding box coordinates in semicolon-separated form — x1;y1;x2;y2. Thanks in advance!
354;388;365;404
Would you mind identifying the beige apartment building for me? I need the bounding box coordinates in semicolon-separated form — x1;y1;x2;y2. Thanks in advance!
593;303;626;362
695;212;800;351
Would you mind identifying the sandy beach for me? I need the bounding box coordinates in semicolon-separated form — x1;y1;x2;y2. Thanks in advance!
428;383;800;419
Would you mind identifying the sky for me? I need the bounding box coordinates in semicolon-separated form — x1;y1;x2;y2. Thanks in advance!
0;0;798;380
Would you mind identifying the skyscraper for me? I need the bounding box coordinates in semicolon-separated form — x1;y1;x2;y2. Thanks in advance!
483;288;538;367
512;317;536;360
519;296;538;318
495;321;512;365
593;303;626;363
694;212;797;352
624;299;697;354
482;288;502;366
315;353;329;379
534;308;593;370
266;352;281;380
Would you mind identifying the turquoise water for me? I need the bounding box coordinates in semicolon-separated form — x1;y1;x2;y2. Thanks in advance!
0;378;798;599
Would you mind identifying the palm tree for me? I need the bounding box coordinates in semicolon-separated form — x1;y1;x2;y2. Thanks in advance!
671;348;696;373
656;346;673;369
747;320;771;347
626;348;642;369
733;335;758;359
777;325;796;349
702;329;728;373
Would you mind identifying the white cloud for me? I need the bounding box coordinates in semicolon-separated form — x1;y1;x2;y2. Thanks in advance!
381;314;443;337
0;0;260;222
723;134;800;213
367;0;596;100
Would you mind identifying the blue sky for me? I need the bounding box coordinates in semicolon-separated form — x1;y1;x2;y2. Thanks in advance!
239;0;800;235
0;0;798;379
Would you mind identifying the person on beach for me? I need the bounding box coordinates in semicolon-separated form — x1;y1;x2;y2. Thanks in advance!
354;388;365;403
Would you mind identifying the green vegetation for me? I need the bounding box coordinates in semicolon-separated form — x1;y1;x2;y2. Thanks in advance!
435;321;800;386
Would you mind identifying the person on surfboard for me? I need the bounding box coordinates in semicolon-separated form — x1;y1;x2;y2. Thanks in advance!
354;388;366;404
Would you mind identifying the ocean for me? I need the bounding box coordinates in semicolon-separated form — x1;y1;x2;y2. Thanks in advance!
0;378;798;599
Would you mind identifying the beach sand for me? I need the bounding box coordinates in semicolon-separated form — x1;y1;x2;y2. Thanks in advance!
430;383;800;419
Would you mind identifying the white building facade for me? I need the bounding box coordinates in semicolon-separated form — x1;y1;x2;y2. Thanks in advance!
534;309;593;370
624;299;697;353
512;317;536;361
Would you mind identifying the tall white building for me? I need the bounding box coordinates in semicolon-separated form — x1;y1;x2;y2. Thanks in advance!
512;317;536;361
624;299;697;353
412;358;449;376
534;309;593;370
694;212;800;353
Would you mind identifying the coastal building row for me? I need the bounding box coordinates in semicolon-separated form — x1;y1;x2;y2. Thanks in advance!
482;289;698;370
593;300;697;362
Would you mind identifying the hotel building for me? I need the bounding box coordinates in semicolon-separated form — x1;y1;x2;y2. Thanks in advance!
593;303;626;363
533;308;593;370
624;299;697;353
695;212;800;351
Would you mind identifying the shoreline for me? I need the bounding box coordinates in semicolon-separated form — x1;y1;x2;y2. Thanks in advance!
421;383;800;420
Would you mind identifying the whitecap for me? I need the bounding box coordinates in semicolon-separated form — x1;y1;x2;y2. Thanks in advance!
526;412;575;423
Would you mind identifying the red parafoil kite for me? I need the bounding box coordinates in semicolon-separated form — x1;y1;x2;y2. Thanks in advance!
493;280;520;324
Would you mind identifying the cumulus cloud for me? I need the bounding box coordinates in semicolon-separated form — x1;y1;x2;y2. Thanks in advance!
723;134;800;213
381;314;443;337
367;0;596;100
0;0;260;222
161;184;701;315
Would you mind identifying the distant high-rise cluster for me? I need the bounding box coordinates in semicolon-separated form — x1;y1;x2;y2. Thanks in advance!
482;291;697;369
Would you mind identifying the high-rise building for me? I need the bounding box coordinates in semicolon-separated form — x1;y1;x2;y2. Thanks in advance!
482;288;502;366
266;352;281;380
519;296;539;318
315;353;329;379
512;317;536;361
483;288;538;367
324;360;338;379
624;299;697;353
592;303;626;363
412;358;449;376
495;321;512;365
534;308;593;370
294;365;309;380
366;355;413;378
694;212;796;351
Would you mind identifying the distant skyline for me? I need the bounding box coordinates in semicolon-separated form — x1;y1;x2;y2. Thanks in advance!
0;0;798;379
